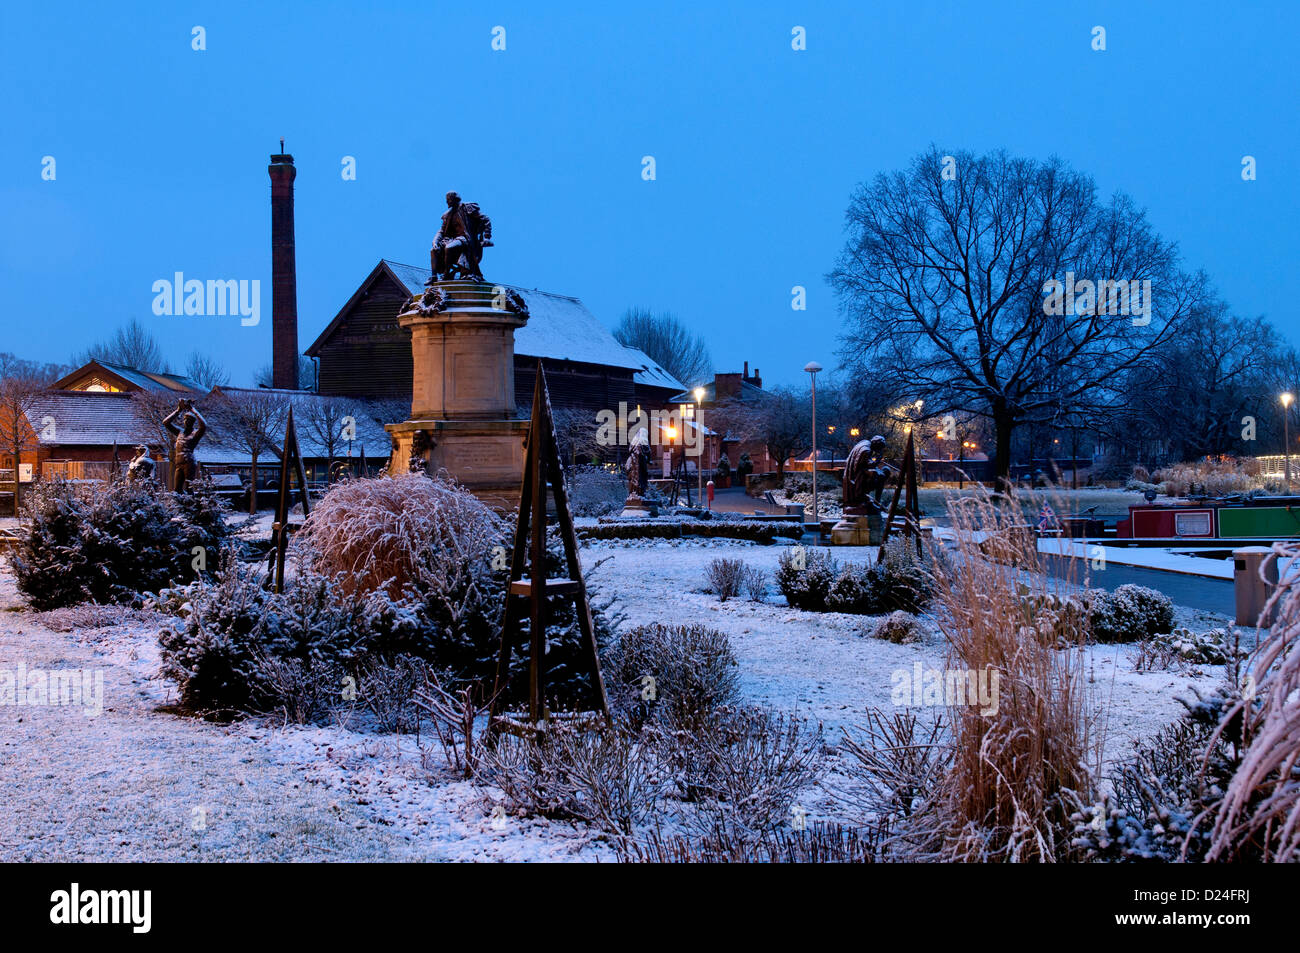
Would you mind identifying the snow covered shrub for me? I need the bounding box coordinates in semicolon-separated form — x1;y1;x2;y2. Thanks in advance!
14;479;228;610
482;722;670;834
603;623;740;727
741;564;767;602
780;540;932;616
566;465;626;518
172;476;236;561
357;655;426;733
842;709;950;824
1131;465;1151;484
775;548;838;610
295;472;510;690
1088;584;1174;643
296;473;504;600
158;559;389;714
862;538;933;614
1134;627;1241;670
1016;590;1093;648
1073;684;1243;862
666;706;826;836
1124;480;1160;495
869;610;923;644
1206;552;1300;861
627;817;887;863
824;563;875;614
704;557;745;602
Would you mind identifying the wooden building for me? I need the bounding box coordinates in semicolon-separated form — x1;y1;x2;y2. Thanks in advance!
304;260;684;420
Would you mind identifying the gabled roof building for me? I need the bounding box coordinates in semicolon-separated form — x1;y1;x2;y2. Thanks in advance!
305;260;684;415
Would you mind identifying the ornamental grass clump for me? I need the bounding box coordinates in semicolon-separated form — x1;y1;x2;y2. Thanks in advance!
924;489;1102;861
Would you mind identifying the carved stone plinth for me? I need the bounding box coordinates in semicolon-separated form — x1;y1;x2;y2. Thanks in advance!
830;509;882;546
620;494;651;519
386;280;531;509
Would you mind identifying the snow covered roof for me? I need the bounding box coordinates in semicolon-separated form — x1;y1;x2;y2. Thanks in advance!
669;379;768;405
53;360;203;394
24;392;144;446
202;388;394;462
380;261;684;392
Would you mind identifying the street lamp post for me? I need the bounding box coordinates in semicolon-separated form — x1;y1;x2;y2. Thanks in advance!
804;361;823;532
694;386;706;506
1282;392;1295;491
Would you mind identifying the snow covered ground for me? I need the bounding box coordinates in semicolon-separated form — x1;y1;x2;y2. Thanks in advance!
0;535;1239;862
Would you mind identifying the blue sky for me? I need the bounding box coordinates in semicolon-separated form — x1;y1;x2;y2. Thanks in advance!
1;0;1295;388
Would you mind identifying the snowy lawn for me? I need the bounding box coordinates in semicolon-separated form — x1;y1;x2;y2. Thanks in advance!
0;535;1239;862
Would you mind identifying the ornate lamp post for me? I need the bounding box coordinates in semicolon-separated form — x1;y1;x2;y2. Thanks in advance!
804;361;823;529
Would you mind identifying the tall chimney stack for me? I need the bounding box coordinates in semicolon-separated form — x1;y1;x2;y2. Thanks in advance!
269;144;298;390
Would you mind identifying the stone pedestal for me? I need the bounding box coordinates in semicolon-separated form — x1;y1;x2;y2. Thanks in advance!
386;280;531;510
830;508;882;546
620;494;651;519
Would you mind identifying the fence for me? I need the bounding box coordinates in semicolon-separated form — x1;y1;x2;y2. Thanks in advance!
1255;455;1293;479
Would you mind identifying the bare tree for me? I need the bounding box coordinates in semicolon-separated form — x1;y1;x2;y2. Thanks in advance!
0;372;46;515
830;146;1200;487
253;356;316;391
184;351;230;390
213;390;288;513
614;308;713;388
551;405;606;465
0;352;70;385
1122;300;1290;462
297;395;356;481
74;318;171;372
712;387;808;477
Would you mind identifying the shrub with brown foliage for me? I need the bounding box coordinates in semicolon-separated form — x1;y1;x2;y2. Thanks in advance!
296;473;504;600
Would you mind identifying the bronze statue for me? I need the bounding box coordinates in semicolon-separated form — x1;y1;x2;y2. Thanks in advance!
626;428;651;498
162;399;208;493
842;435;893;512
429;191;493;282
408;429;432;474
126;445;156;483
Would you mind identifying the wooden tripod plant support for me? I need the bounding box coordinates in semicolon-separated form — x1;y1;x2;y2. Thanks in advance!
270;405;312;593
491;364;610;727
877;430;922;560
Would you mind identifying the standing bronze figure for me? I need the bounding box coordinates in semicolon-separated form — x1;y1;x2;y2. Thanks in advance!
162;399;208;493
430;191;493;282
626;428;651;498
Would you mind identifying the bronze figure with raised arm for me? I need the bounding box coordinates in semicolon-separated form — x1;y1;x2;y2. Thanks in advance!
161;398;208;493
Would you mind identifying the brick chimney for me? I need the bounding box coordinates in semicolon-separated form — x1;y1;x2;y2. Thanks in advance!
714;372;743;401
269;142;298;390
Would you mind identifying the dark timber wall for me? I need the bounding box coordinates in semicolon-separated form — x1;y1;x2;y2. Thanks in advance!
315;273;414;400
315;271;657;416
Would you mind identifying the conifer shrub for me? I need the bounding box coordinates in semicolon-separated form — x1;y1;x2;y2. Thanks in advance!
13;478;232;610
